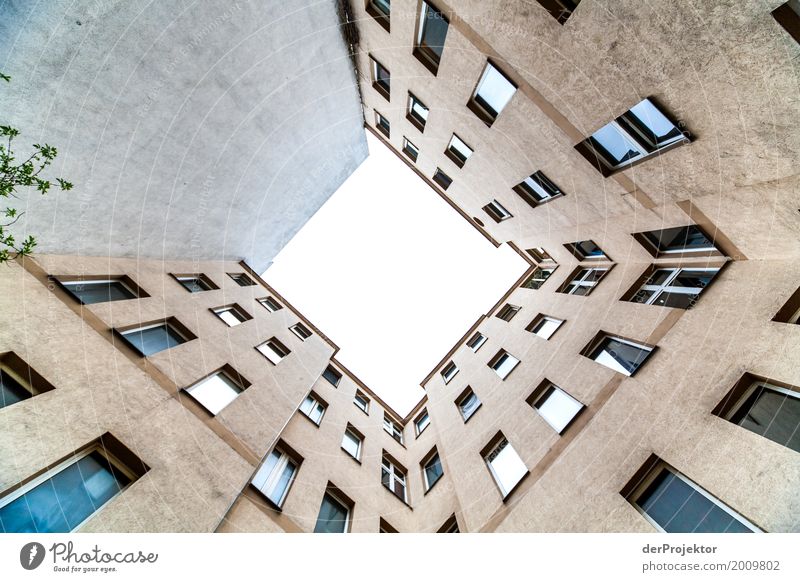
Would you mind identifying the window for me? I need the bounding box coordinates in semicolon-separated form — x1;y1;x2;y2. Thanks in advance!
60;277;140;304
437;514;460;533
228;272;256;286
299;392;327;426
526;247;554;263
564;240;609;261
483;435;528;498
557;267;610;296
256;338;291;365
526;314;564;340
634;224;720;257
496;303;521;321
715;374;800;454
252;444;299;509
772;0;800;44
445;134;473;168
628;267;721;309
513;171;564;208
456;387;481;421
211;304;251;327
527;381;584;434
257;296;283;312
407;93;429;132
323;365;342;387
383;414;404;445
402;137;419;162
534;0;581;24
414;409;430;436
0;353;55;410
413;1;449;75
488;349;520;380
422;449;443;491
441;361;458;384
483;199;512;222
354;390;370;414
467;61;517;126
381;454;407;502
521;266;556;290
370;57;391;100
341;426;363;461
624;457;760;533
773;286;800;324
314;487;352;533
576;97;688;175
379;518;398;533
184;367;248;415
375;111;390;138
583;333;654;376
432;168;452;191
119;319;194;356
0;435;147;533
289;322;313;340
173;273;217;293
466;332;487;352
366;0;390;32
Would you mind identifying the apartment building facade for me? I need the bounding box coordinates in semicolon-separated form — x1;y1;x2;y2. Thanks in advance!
2;0;799;533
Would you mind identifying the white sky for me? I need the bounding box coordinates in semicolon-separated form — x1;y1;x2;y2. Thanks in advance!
264;133;527;416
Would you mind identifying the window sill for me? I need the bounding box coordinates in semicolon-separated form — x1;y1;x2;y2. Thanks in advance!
365;5;390;33
298;411;322;429
412;47;440;76
443;148;466;168
466;98;496;127
382;485;413;510
353;402;370;416
406;113;425;133
341;447;362;465
373;82;390;102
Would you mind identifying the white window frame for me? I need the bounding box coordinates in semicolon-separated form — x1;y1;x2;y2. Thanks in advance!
441;361;458;384
466;332;487;352
256;339;290;365
353;390;370;414
633;267;719;307
414;410;430;436
184;370;244;415
496;303;521;321
341;428;362;461
0;443;137;532
523;267;556;289
289;323;312;340
561;267;609;295
252;448;298;509
257;296;282;312
174;275;213;292
484;438;528;498
489;350;520;380
630;463;761;533
316;490;351;533
527;315;564;340
422;451;443;491
212;305;248;327
471;62;517;120
299;393;326;425
447;133;473;164
407;93;429;125
588;335;653;376
457;389;481;421
228;272;255;286
62;278;138;300
381;456;407;502
531;384;584;434
485;199;512;221
383;415;404;444
120;321;189;355
402;137;419;161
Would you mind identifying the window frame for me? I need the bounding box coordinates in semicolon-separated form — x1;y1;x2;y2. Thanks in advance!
227;272;256;287
625;459;761;533
406;93;429;132
526;314;565;340
483;199;513;222
341;425;364;461
413;1;449;75
444;133;473;168
482;434;529;499
582;332;655;377
527;380;585;434
255;337;291;365
432;168;453;191
370;56;391;101
365;0;391;32
171;273;217;293
210;303;252;327
633;224;721;258
0;352;56;410
522;266;557;290
455;387;482;422
299;392;327;426
772;0;800;44
117;318;195;357
534;0;581;25
441;361;458;384
513;171;565;208
421;448;444;492
289;322;313;341
381;453;408;503
488;349;520;380
466;332;487;352
557;266;611;296
383;414;404;445
496;303;521;322
563;240;609;261
323;365;342;387
627;266;721;309
183;366;249;416
467;61;518;127
257;296;283;312
414;409;430;436
59;276;142;304
375;110;391;138
251;444;301;510
402;137;419;162
314;487;352;533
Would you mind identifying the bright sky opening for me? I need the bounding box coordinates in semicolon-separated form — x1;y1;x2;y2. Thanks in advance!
265;133;528;416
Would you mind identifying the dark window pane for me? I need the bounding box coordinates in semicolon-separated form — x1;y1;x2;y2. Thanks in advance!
644;225;714;253
372;0;390;16
419;3;448;61
178;278;211;293
0;370;30;409
731;386;800;453
595;338;650;374
639;469;751;533
0;451;130;533
652;291;697;309
323;367;341;386
65;281;136;304
425;455;443;488
123;324;185;356
314;494;348;533
672;270;716;289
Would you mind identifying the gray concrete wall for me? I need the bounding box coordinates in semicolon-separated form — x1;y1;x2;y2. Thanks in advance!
0;0;367;272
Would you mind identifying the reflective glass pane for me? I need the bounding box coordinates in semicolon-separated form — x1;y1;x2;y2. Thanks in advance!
592;337;651;375
425;455;443;488
64;281;136;304
627;99;682;145
639;469;752;533
0;370;30;409
731;386;800;453
123;324;185;356
488;441;527;495
590;123;642;166
314;494;348;533
0;451;130;533
474;64;516;117
535;386;583;433
186;373;241;415
418;2;448;60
